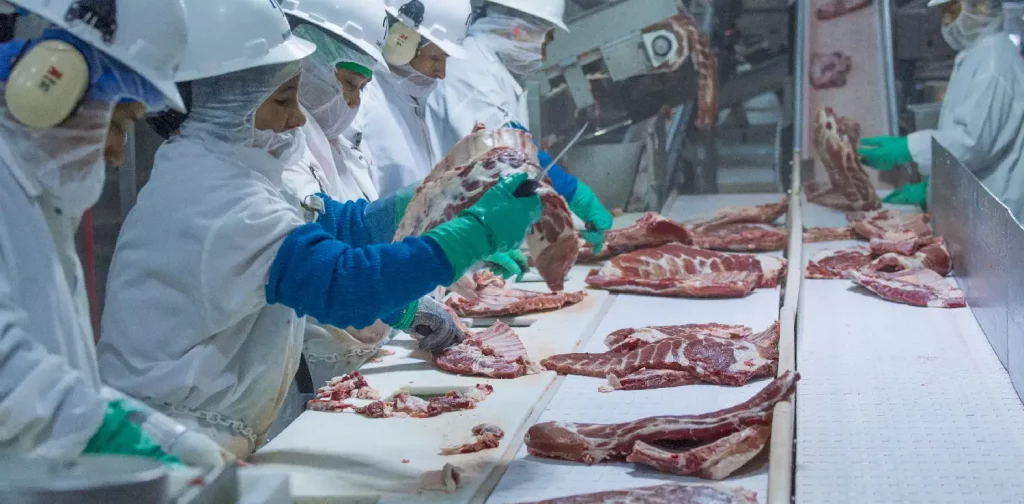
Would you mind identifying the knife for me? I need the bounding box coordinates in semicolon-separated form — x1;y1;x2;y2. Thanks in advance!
513;121;591;198
462;317;538;328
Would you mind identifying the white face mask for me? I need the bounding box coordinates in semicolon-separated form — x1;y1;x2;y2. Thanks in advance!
252;127;296;159
470;14;550;78
0;99;114;218
390;64;438;99
942;21;968;51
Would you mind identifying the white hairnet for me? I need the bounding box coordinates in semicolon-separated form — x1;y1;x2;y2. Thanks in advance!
964;0;1003;16
469;11;552;77
944;0;1005;50
292;23;379;76
179;62;303;147
293;24;370;139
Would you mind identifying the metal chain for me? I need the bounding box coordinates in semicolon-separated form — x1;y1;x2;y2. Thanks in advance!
167;404;257;448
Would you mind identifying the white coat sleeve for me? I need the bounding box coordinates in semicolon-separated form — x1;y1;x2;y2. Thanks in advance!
907;76;1019;176
427;77;511;159
0;244;106;459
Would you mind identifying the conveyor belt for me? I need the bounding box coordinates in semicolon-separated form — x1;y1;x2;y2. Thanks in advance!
795;197;1024;503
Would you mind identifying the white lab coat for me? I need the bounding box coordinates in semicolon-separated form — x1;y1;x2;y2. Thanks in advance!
0;157;107;459
97;138;307;458
352;71;438;198
907;31;1024;221
427;36;530;157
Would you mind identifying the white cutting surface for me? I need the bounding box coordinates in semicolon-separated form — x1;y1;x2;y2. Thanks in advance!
251;266;614;504
488;195;787;503
797;198;1024;503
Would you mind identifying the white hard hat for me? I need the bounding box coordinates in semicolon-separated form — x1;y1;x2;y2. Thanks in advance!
173;0;316;82
927;0;956;6
280;0;388;68
486;0;568;32
384;0;473;60
9;0;189;111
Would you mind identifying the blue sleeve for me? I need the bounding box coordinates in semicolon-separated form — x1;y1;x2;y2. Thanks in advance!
316;195;397;246
539;151;579;201
266;223;453;329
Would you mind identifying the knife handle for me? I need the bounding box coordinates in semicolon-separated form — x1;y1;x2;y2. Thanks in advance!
514;179;539;198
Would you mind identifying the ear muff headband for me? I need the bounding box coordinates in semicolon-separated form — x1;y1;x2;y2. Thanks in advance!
6;39;90;128
382;20;421;66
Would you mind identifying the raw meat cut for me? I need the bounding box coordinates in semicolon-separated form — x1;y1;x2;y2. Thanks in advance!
805;245;874;279
525;371;798;464
660;14;719;130
396;127;579;292
806;108;881;211
585;243;786;298
441;423;505;455
447;270;586;318
512;483;759;504
541;322;780;391
434;321;542;378
817;0;873;20
353;384;494;419
304;372;381;412
865;237;952;277
419;463;463;493
803;226;858;242
690;197;789;230
577;212;693;262
847;210;933;255
691;223;787;252
810;51;852;89
604;322;753;353
626;424;772;480
847;268;966;308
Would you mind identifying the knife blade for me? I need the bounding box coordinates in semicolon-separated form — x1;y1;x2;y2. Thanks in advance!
513;121;591;198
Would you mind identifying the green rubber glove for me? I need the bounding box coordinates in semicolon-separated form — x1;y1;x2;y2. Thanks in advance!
424;173;543;282
486;250;529;281
390;300;419;331
883;179;928;207
391;183;419;228
857;136;912;171
569;183;613;255
83;400;182;466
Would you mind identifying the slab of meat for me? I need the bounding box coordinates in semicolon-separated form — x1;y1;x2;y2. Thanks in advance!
805;245;874;279
690;197;789;230
806;108;881;211
447;270;586;318
513;483;759;504
817;0;873;20
578;212;693;262
803;226;858;243
649;14;718;130
626;424;772;480
847;210;933;255
525;371;798;464
541;322;780;391
585;243;786;298
441;423;505;456
865;237;952;277
604;322;753;353
847;268;965;308
434;321;542;378
692;223;787;252
396;127;578;292
810;51;852;89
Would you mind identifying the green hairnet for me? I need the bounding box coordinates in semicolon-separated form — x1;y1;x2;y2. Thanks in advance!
293;23;377;79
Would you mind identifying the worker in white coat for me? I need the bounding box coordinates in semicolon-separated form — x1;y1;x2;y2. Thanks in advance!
427;0;615;278
97;0;542;458
859;0;1024;219
0;0;227;468
352;0;473;198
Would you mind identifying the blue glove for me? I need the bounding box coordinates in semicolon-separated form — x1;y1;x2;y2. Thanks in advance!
83;400;181;466
883;179;928;207
318;195;396;245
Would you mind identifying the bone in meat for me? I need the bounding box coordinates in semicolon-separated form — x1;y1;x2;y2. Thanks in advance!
803;226;859;242
626;424;772;480
434;321;542;378
805;245;875;279
578;212;693;262
446;270;586;318
512;483;759;504
395;128;578;292
690;197;789;230
604;322;753;353
584;243;787;298
806;108;881;211
525;371;798;464
847;210;933;255
646;14;719;130
810;51;852;89
847;268;966;308
864;237;951;277
691;223;787;252
541;322;780;391
441;423;505;456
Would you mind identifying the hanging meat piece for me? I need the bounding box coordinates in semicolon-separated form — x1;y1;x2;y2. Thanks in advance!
810;51;852;89
578;212;693;262
395;128;578;293
806;108;882;211
447;270;586;318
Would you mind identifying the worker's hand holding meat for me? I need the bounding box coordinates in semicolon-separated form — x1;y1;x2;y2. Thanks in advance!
858;136;912;171
536;151;614;254
424;172;542;280
883;179;929;207
485;250;530;280
410;297;467;355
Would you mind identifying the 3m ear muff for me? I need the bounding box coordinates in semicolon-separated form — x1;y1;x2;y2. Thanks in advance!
5;39;90;128
382;20;421;66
